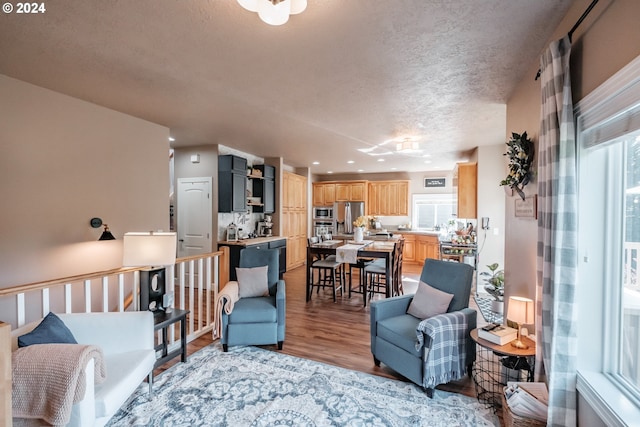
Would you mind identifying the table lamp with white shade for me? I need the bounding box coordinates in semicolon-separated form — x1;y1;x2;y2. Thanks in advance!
123;231;177;312
507;296;534;349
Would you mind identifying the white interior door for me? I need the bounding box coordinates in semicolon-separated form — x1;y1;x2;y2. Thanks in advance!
177;177;212;257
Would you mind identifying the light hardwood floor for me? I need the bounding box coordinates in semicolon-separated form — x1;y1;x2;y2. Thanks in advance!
159;262;487;400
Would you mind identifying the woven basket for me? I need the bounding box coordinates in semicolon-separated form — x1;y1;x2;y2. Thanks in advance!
501;390;546;427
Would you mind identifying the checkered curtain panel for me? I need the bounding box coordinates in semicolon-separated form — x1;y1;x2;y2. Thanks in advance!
536;35;579;427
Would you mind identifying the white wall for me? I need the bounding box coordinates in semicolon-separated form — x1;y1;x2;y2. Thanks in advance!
476;144;507;286
0;74;170;289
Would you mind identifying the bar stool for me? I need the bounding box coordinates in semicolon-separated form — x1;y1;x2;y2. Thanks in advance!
307;237;345;302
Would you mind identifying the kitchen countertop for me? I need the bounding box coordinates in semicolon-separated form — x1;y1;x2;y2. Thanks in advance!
391;230;441;237
218;236;287;246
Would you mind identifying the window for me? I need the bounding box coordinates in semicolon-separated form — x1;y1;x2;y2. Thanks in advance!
576;60;640;423
411;194;456;230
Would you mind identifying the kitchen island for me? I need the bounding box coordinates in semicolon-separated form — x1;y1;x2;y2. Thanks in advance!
218;236;287;280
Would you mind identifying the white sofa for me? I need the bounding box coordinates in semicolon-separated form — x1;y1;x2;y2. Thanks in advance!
11;311;156;427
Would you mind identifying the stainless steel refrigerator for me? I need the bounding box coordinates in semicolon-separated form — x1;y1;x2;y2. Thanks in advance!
333;201;365;235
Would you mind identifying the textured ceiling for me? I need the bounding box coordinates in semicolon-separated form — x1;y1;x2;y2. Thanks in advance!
0;0;573;174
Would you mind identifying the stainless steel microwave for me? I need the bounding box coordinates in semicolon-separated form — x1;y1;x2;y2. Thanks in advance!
313;206;333;220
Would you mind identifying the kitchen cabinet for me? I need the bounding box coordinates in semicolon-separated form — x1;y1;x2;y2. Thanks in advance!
312;183;335;206
283;171;307;270
368;181;409;216
400;234;415;262
415;234;440;264
455;162;477;219
218;154;247;212
335;181;367;202
252;165;275;213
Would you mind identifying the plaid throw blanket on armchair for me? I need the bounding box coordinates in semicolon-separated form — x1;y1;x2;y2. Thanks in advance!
415;311;468;389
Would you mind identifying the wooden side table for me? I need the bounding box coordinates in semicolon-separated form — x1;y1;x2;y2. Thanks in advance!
153;308;189;372
470;329;536;410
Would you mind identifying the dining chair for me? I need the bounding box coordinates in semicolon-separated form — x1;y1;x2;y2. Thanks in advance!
307;237;345;302
364;238;404;305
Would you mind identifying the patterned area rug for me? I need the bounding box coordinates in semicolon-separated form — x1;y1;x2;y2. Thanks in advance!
474;295;504;324
107;343;499;426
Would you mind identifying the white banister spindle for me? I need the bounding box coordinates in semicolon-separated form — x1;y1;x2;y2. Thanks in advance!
189;260;195;335
84;279;92;313
102;276;109;312
197;259;204;331
133;271;140;311
64;284;72;313
179;262;186;311
17;293;25;327
42;288;50;316
118;274;125;312
206;257;212;328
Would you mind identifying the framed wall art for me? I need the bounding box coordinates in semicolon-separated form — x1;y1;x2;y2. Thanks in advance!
515;195;537;219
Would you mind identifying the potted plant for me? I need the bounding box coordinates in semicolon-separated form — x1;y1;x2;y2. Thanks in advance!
480;263;505;313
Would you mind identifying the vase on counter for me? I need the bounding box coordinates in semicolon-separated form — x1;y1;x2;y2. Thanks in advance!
354;227;364;243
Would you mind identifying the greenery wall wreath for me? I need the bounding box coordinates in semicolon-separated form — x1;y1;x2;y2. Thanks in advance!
500;131;534;200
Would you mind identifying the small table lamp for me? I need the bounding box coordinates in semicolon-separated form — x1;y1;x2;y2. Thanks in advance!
123;232;177;312
507;296;534;349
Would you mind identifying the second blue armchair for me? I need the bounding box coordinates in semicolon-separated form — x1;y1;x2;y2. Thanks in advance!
219;247;285;352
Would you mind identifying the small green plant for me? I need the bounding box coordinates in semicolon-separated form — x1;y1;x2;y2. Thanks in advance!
480;263;504;301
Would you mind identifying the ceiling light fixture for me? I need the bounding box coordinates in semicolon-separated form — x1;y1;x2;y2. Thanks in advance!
396;138;420;153
237;0;307;26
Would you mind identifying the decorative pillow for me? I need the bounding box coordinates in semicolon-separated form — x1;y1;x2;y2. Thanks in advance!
236;265;269;298
407;281;454;320
18;312;77;348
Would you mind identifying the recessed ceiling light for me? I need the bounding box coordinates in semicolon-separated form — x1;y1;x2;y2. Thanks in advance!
168;137;175;142
378;158;385;162
312;161;320;165
391;167;397;170
357;169;364;172
327;171;333;174
347;160;355;164
424;160;432;164
423;153;432;158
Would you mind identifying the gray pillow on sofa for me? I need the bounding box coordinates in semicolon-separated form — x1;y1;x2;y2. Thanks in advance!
407;281;454;320
18;312;77;347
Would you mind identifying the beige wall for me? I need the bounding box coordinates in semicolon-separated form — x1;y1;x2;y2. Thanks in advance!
476;144;507;280
505;0;640;300
0;74;170;289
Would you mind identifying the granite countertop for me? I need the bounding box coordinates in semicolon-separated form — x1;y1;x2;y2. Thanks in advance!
218;236;287;246
392;230;441;236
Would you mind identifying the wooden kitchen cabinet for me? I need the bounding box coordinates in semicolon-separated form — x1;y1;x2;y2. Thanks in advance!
400;234;415;262
415;234;440;264
367;181;409;216
283;172;307;270
455;162;477;219
335;181;367;202
312;183;335;206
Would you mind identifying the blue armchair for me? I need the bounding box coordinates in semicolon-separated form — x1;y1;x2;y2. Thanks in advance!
370;259;476;396
220;247;285;352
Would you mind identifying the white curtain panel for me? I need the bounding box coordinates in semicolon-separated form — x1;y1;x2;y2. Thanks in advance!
536;35;579;427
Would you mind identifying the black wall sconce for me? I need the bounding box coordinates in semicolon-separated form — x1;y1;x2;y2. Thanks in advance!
90;217;116;240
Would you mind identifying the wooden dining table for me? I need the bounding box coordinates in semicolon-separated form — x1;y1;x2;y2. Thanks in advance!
306;238;399;302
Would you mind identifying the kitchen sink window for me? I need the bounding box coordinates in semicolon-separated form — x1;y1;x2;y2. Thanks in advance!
411;194;456;230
